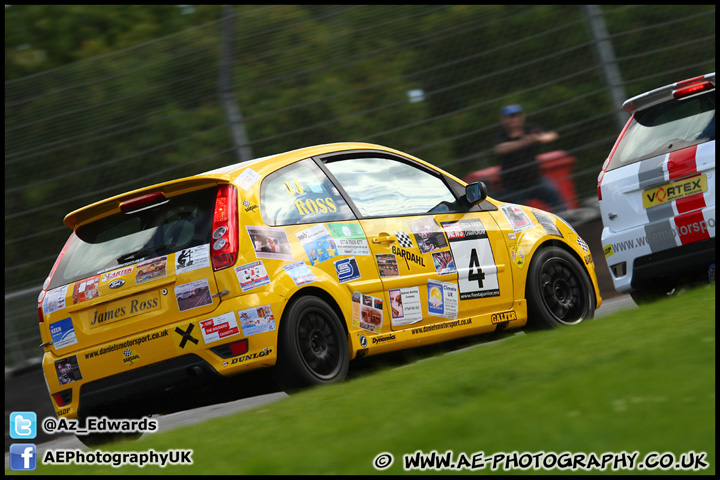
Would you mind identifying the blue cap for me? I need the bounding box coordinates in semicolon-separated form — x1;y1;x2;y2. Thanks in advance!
500;104;523;117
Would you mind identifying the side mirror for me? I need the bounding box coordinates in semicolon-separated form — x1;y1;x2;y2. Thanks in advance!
465;181;487;206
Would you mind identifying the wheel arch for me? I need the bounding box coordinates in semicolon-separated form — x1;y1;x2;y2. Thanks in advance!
524;238;595;302
282;285;349;339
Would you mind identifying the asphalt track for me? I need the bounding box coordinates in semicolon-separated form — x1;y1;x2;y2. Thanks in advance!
6;294;636;466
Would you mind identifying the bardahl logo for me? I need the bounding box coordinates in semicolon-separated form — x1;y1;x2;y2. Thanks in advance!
372;334;396;345
242;200;259;213
391;245;425;269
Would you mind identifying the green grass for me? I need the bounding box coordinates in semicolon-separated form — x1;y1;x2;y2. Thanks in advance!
14;286;715;475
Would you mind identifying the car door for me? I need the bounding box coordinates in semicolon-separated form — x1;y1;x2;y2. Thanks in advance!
322;152;515;333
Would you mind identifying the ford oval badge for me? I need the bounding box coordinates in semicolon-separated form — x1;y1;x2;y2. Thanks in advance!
109;279;125;289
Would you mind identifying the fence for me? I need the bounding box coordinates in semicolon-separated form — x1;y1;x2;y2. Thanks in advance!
4;5;716;367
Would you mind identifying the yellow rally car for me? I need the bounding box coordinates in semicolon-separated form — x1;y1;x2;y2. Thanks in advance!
38;142;601;431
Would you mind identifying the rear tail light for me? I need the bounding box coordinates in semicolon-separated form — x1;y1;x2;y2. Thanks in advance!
211;184;239;270
120;191;167;213
598;113;635;201
52;389;72;407
39;233;75;323
597;157;610;201
673;80;714;99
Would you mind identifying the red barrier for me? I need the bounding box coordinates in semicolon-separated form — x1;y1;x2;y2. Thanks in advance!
463;150;579;211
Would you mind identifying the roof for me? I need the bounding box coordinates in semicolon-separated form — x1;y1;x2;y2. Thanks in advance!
63;142;425;229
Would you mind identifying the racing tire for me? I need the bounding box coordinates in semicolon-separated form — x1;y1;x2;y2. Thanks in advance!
526;247;596;328
275;296;349;390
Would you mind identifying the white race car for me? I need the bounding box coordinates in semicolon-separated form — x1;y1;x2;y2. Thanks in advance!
598;73;715;303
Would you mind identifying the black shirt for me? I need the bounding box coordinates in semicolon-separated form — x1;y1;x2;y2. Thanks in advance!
495;124;543;191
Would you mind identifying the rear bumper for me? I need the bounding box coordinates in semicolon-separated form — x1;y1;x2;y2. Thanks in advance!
78;354;222;418
630;238;715;291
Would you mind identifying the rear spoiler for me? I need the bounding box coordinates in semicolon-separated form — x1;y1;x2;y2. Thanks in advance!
64;177;228;229
622;72;715;114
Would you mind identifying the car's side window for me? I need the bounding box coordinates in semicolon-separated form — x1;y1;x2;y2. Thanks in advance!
324;156;461;217
261;158;355;226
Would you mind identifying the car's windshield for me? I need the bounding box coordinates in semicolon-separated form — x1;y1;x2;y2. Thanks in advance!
608;90;715;171
48;187;216;289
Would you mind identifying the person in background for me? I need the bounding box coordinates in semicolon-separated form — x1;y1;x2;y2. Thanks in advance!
494;104;567;212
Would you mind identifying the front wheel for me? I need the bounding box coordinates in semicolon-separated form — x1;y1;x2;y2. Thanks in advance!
275;296;349;390
526;247;596;328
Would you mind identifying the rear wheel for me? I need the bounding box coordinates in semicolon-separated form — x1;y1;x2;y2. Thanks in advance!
275;296;349;390
526;247;596;328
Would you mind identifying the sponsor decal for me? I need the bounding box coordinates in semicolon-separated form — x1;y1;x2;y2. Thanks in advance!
227;347;273;366
533;210;563;237
643;174;707;209
441;219;500;300
200;312;241;344
122;348;140;365
359;334;367;348
431;250;456;275
238;305;276;336
389;287;423;326
43;285;68;315
408;217;448;254
334;257;361;283
327;223;370;256
136;256;167;284
72;276;100;304
100;266;134;283
394;231;414;249
84;330;169;360
175;244;211;274
391;245;425;269
283;261;317;286
90;292;160;327
372;333;397;345
247;226;294;261
509;244;525;269
427;279;458;319
242;200;259;213
376;254;399;277
583;254;593;265
491;311;517;324
500;204;535;232
174;323;200;351
296;224;338;265
576;237;589;253
352;292;383;334
49;317;78;350
235;261;271;291
411;318;472;336
603;244;614;258
236;168;261;191
55;356;82;385
175;279;213;312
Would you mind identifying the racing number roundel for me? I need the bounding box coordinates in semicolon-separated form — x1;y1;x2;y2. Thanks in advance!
441;220;500;299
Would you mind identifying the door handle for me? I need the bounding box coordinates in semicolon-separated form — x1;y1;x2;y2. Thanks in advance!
371;235;396;244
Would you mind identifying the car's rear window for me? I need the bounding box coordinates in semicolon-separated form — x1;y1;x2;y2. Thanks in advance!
48;187;216;289
608;90;715;171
